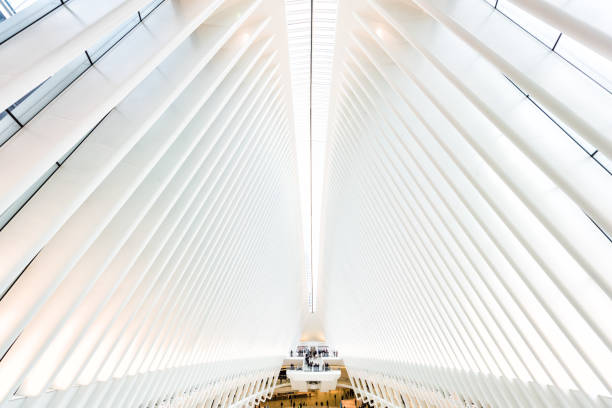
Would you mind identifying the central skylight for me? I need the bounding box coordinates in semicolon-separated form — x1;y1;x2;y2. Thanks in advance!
285;0;337;312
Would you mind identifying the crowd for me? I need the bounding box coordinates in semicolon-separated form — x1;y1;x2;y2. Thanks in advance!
303;355;329;372
288;347;334;371
290;347;338;359
258;390;363;408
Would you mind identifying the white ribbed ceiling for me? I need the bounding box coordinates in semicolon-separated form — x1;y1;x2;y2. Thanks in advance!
0;0;610;407
321;1;612;408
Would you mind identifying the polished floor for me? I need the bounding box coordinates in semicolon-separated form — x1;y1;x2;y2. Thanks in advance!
258;389;359;408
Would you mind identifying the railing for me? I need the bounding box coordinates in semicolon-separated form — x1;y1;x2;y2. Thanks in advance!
287;364;332;372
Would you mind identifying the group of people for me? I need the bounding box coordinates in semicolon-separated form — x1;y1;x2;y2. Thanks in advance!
294;348;330;371
279;396;332;408
304;355;329;372
290;348;338;358
261;392;339;408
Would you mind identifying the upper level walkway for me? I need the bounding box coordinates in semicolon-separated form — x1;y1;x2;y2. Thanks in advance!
281;343;343;393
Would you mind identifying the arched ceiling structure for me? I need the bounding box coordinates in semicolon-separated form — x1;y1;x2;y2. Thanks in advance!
319;1;612;407
0;0;610;407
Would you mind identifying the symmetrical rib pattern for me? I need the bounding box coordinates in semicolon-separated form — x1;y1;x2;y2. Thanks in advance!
2;0;612;407
319;1;612;407
0;0;304;406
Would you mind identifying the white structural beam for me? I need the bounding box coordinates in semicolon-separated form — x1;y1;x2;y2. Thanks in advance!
0;0;304;407
0;0;153;112
1;1;611;408
320;1;612;408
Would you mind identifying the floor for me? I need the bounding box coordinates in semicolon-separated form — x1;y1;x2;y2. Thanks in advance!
258;389;360;408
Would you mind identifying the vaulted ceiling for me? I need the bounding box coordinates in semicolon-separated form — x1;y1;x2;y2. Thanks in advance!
0;0;610;407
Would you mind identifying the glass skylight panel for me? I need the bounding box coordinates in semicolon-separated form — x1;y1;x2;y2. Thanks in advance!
311;0;337;312
496;0;560;48
285;0;313;308
8;52;90;124
543;0;612;40
5;0;40;11
0;162;57;230
0;110;20;146
555;34;612;93
594;152;612;175
500;0;612;92
87;14;140;63
284;0;337;311
0;0;38;17
0;0;59;43
139;0;165;19
522;94;598;156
